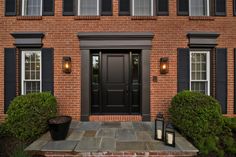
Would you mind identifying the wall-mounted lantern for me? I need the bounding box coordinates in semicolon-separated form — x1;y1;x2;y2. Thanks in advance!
160;57;169;74
62;57;71;74
165;122;175;147
155;112;165;141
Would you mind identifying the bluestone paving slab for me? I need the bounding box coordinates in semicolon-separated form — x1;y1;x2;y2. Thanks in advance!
101;122;121;128
132;122;153;132
146;141;180;151
66;130;84;141
84;130;97;137
99;138;116;151
116;141;147;151
41;141;78;152
75;137;101;152
70;121;80;129
38;132;51;141
121;122;133;129
175;136;198;152
96;128;116;138
136;131;153;141
116;128;137;141
77;122;101;130
25;140;48;151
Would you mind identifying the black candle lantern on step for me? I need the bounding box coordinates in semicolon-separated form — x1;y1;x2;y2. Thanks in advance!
165;122;175;147
155;112;164;141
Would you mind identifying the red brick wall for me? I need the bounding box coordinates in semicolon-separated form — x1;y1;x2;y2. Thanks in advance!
0;0;236;122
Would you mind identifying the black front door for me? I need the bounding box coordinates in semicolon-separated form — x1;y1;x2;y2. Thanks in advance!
91;50;141;114
102;53;129;113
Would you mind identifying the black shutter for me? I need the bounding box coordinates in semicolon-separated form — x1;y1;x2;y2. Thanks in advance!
177;0;189;16
4;48;16;113
216;48;227;114
42;48;54;94
43;0;54;16
5;0;16;16
63;0;74;16
101;0;113;16
234;0;236;16
119;0;130;16
177;48;190;92
234;49;236;113
157;0;169;16
215;0;226;16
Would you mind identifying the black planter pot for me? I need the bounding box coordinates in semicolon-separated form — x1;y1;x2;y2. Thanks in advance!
48;116;72;140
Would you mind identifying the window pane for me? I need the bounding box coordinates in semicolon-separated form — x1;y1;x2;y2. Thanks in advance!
92;55;99;83
191;53;207;81
80;0;98;16
190;0;208;16
133;0;152;16
132;55;140;82
24;0;41;16
25;81;40;94
191;82;207;94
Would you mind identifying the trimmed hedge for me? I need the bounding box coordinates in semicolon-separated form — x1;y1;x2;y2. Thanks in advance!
5;92;57;141
169;91;224;155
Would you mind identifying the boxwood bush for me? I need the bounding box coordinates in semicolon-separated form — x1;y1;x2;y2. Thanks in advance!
169;91;224;156
5;92;57;141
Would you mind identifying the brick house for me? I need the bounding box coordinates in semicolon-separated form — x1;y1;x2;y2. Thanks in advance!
0;0;236;122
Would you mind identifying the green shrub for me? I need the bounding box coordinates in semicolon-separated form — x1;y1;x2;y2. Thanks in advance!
10;144;30;157
169;91;224;156
6;92;57;141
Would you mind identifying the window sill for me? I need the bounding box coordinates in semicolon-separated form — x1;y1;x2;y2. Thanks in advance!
189;16;215;21
131;16;157;20
16;16;42;20
74;16;100;20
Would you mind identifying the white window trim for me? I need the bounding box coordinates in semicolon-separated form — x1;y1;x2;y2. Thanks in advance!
189;0;210;16
21;50;42;95
132;0;154;16
190;51;210;95
22;0;43;16
78;0;100;16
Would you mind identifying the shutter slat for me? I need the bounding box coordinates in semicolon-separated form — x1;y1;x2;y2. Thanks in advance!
234;49;236;114
119;0;130;16
157;0;169;16
43;0;54;16
5;0;16;16
63;0;74;16
177;0;189;16
4;48;16;113
42;48;54;94
234;0;236;16
177;48;190;92
101;0;113;16
216;48;227;114
215;0;226;16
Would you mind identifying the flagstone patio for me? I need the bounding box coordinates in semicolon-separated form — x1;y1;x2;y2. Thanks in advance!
25;121;198;157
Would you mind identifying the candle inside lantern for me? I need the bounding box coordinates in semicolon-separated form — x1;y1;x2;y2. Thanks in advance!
157;129;162;139
167;133;173;144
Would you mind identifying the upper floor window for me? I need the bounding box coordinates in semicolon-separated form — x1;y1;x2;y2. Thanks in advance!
22;0;42;16
78;0;99;16
189;0;209;16
132;0;153;16
190;51;210;95
21;50;42;95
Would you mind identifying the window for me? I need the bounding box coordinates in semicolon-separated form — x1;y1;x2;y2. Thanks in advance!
190;51;210;95
78;0;99;16
21;50;41;95
132;0;153;16
189;0;209;16
22;0;42;16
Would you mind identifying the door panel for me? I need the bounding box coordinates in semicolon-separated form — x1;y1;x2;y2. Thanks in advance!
102;53;129;113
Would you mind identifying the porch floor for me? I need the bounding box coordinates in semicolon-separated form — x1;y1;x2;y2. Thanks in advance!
26;121;198;157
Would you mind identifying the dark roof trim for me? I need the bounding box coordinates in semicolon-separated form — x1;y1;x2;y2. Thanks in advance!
187;32;220;48
11;32;44;48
